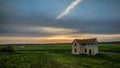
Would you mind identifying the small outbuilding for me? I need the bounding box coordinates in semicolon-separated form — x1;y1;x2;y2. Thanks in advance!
72;38;98;55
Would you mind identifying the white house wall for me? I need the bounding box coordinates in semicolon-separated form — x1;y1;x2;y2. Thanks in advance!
72;40;98;55
93;42;98;54
84;45;93;55
84;44;98;55
72;41;80;54
79;45;84;54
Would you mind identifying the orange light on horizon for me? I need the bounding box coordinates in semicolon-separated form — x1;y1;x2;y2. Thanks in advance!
0;34;120;44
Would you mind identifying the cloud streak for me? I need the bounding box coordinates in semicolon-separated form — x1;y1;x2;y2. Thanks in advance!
56;0;82;20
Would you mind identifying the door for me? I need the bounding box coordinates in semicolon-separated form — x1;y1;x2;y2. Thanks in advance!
89;49;92;55
85;49;87;53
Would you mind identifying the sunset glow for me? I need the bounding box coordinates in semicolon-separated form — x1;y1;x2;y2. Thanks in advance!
0;34;120;44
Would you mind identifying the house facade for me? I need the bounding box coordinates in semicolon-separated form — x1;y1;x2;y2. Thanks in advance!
72;38;98;55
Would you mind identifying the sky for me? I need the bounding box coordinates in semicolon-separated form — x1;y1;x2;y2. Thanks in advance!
0;0;120;44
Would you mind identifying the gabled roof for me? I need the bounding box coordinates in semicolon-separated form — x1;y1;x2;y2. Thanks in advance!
73;38;97;45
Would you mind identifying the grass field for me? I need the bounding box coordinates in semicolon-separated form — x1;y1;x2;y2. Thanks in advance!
13;44;71;51
99;43;120;52
0;43;120;68
0;52;120;68
49;52;120;68
9;43;120;52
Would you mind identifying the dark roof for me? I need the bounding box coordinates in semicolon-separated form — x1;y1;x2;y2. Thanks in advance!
73;38;97;45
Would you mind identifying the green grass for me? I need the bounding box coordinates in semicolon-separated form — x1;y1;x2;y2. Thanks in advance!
0;52;120;68
99;43;120;52
13;45;71;51
0;43;120;52
49;52;120;68
0;43;120;68
0;53;70;68
0;43;120;53
11;43;120;53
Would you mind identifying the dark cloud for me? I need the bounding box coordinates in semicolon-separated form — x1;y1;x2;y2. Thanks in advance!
0;0;120;37
0;18;120;37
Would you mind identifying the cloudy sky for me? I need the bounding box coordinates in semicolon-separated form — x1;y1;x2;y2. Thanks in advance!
0;0;120;44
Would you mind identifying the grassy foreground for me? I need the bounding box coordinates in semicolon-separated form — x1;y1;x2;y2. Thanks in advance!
0;43;120;68
0;52;120;68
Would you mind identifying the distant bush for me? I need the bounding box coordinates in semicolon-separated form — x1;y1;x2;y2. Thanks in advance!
0;46;15;52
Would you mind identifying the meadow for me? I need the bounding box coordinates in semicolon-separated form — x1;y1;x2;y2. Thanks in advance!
99;43;120;53
0;43;120;68
11;43;120;53
0;52;120;68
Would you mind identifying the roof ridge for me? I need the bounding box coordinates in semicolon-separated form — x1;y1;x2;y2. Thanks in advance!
75;38;96;40
73;38;97;45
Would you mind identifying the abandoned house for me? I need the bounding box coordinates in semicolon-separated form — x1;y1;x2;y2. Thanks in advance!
72;38;98;55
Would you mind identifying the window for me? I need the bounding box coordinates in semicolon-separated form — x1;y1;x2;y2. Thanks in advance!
85;49;87;53
75;48;77;53
75;43;77;47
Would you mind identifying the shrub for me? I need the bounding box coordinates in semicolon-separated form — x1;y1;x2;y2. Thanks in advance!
1;46;15;52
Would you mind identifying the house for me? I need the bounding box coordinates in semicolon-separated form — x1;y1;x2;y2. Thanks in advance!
72;38;98;55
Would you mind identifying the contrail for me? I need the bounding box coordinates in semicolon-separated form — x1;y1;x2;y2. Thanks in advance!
56;0;82;20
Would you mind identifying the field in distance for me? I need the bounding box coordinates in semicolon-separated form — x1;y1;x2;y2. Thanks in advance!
6;43;120;53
